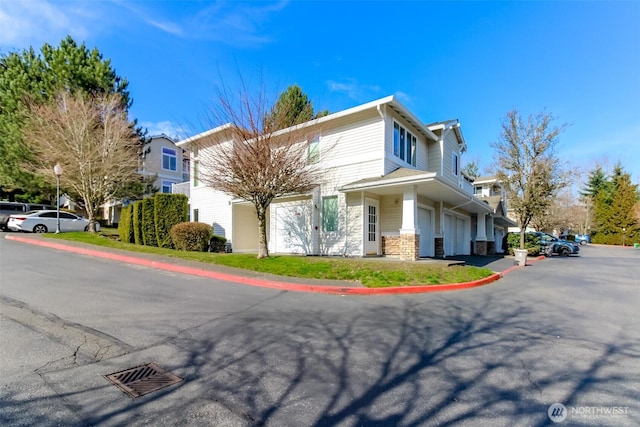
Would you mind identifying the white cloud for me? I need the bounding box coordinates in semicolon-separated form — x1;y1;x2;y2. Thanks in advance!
0;0;91;50
327;78;381;101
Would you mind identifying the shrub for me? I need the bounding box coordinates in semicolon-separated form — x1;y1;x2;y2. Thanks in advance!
117;205;134;243
170;222;212;251
132;201;143;245
505;232;541;255
154;193;188;249
141;197;157;247
209;235;228;253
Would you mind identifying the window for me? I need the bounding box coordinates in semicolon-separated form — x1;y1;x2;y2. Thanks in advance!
161;180;174;193
193;160;199;186
392;122;416;166
452;152;459;176
474;186;483;196
162;146;177;171
308;137;320;164
322;196;338;232
193;208;199;222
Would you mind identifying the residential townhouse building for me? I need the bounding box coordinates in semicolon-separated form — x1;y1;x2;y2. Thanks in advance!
178;96;500;260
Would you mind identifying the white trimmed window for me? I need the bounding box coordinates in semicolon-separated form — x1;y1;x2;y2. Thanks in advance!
322;196;338;232
452;152;459;176
393;122;416;166
162;146;177;171
308;136;320;164
161;180;174;193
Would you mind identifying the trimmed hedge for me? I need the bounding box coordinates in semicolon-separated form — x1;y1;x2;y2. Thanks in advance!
118;205;134;243
209;235;228;253
504;232;541;255
170;222;212;251
154;194;188;249
132;201;143;245
141;197;157;247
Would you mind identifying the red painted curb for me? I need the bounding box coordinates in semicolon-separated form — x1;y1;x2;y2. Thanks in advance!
6;235;501;295
501;255;546;276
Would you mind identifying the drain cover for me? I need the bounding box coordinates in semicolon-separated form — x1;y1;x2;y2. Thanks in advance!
105;363;182;398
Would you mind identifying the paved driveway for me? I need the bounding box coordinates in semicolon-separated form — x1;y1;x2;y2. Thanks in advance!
1;237;638;426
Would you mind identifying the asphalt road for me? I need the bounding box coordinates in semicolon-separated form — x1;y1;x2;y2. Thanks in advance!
1;236;639;427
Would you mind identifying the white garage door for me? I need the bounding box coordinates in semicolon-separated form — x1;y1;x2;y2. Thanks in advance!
274;204;309;254
418;207;433;257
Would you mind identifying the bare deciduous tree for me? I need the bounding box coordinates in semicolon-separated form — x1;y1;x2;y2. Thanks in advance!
491;110;568;249
196;82;324;258
23;91;141;231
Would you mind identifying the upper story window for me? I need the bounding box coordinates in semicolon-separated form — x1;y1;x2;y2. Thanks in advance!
452;152;459;176
393;122;416;166
308;136;320;164
193;160;199;187
162;147;177;171
474;185;483;196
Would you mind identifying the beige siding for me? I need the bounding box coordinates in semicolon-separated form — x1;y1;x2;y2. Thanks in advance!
379;195;401;233
427;141;441;173
143;136;185;191
190;185;233;241
441;131;460;187
319;111;385;187
232;203;260;253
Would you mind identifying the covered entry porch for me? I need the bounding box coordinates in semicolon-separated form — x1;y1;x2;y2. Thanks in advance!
340;168;494;261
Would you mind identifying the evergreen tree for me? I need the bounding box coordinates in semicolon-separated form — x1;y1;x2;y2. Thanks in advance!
264;84;328;131
0;35;133;199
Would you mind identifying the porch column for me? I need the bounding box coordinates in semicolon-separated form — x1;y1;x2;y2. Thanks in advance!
399;186;419;261
486;215;496;255
475;212;487;256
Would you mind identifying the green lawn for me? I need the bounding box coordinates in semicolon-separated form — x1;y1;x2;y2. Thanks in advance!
47;231;494;288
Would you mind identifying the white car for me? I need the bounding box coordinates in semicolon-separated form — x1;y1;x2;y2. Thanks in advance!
7;210;99;233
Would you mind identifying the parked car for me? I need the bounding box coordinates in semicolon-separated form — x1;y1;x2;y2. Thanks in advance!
0;201;55;231
531;232;579;257
7;210;99;233
574;234;591;245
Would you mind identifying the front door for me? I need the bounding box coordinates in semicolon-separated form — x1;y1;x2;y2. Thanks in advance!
364;198;379;255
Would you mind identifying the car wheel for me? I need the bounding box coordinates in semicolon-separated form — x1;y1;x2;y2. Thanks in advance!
559;247;569;257
84;225;89;231
33;224;48;233
580;240;587;245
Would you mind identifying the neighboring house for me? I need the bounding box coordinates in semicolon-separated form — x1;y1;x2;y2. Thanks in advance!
472;175;517;253
102;134;190;225
178;95;500;260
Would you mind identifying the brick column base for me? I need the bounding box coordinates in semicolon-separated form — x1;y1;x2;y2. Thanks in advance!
435;237;444;258
382;235;400;256
487;241;496;255
399;233;419;261
475;240;487;256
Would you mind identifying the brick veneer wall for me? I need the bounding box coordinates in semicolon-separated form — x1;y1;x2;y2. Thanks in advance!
399;233;419;261
382;235;400;256
475;240;487;256
487;241;496;255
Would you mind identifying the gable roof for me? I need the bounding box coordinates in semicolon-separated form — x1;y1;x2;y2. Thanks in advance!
176;96;441;147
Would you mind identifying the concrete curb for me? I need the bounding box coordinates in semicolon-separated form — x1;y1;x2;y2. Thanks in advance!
500;255;546;276
7;235;506;295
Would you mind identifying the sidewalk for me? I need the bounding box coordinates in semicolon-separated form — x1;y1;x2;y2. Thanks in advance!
4;233;534;295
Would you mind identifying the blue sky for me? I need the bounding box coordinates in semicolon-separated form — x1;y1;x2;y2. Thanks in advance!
1;0;639;186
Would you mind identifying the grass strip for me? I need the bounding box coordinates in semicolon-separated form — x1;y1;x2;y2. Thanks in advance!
47;231;494;288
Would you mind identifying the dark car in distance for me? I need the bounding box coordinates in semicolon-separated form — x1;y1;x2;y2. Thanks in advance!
532;232;580;257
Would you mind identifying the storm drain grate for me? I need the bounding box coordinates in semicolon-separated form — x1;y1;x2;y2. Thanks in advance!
105;363;183;398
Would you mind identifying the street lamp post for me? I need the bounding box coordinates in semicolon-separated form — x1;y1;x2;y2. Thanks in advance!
622;227;626;247
54;163;63;233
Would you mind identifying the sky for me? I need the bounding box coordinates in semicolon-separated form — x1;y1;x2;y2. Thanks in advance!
1;0;639;187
